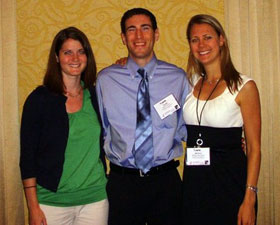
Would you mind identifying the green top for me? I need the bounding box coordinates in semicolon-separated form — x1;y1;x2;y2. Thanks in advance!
37;88;107;206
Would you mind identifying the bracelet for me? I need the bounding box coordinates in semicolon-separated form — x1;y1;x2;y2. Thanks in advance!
23;185;37;189
246;185;258;193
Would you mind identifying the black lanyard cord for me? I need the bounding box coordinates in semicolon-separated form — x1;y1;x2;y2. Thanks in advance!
196;76;221;126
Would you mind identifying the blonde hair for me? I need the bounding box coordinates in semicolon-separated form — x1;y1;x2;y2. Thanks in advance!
186;14;241;92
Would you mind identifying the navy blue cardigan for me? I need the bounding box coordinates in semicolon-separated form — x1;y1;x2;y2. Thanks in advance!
20;85;106;192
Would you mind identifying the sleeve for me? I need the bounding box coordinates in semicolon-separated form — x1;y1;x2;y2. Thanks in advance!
20;88;44;180
177;73;191;142
95;74;109;137
239;74;253;89
89;86;107;173
233;74;254;98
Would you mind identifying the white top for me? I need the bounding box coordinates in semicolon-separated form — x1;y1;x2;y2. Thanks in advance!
183;74;253;128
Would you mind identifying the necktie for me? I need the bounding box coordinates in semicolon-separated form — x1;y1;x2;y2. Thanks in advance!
133;68;154;173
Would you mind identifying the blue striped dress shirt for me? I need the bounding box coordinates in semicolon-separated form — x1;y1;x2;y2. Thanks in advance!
96;55;190;168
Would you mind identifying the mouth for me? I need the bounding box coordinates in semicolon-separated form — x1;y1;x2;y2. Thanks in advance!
199;51;210;55
69;64;80;68
135;42;145;47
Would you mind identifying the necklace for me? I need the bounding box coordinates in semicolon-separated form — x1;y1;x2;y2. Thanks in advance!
205;79;219;85
196;76;221;126
66;86;83;98
195;76;221;146
205;74;220;85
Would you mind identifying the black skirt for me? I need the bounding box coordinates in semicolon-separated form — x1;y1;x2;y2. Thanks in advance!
183;125;256;225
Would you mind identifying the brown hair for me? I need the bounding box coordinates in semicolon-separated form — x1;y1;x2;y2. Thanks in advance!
186;14;241;92
121;8;157;34
43;27;97;94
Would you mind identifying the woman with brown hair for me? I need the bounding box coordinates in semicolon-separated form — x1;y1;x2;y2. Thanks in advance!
20;27;108;225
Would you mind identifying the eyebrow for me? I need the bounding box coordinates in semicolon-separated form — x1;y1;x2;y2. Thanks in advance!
61;47;84;52
126;24;152;31
191;34;212;38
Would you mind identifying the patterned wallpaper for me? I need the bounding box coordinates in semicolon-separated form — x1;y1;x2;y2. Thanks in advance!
17;0;224;110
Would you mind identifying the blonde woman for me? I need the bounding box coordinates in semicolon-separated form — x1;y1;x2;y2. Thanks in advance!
183;14;261;225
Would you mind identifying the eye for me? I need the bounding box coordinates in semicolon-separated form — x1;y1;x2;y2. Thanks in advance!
204;35;212;40
142;25;151;31
190;38;199;43
63;50;72;55
78;49;86;55
126;27;136;33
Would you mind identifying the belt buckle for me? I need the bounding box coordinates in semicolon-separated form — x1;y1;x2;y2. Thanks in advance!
139;170;148;177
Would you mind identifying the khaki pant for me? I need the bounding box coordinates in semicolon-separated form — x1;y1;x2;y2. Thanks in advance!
40;199;108;225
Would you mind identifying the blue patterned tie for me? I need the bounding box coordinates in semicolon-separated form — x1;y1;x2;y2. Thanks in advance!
133;68;154;173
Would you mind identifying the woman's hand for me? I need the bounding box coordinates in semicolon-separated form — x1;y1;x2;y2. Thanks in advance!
241;137;246;153
237;197;256;225
23;178;47;225
236;80;261;225
29;205;47;225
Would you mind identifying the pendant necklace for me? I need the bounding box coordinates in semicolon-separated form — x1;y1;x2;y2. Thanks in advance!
195;75;221;146
206;79;219;85
205;76;220;85
66;86;83;98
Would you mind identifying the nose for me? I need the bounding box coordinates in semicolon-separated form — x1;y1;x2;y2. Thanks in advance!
198;39;205;48
72;53;79;61
136;29;143;38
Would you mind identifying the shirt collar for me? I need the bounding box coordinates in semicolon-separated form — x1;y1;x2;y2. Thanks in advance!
127;55;158;79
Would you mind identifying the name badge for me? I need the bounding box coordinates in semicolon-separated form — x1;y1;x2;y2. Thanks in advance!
186;147;210;166
154;94;180;119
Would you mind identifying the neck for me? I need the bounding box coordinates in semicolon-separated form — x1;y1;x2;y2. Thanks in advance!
63;76;82;93
205;73;221;82
204;63;222;82
130;52;154;68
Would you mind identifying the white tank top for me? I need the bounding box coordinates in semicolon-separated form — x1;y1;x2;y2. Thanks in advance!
183;74;253;128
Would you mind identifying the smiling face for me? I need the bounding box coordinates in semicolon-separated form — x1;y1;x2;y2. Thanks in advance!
58;38;87;78
121;14;159;66
189;23;224;68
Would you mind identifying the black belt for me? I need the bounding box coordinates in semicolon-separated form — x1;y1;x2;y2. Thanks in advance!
110;160;179;177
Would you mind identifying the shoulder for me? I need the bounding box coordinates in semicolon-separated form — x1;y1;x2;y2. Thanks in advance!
88;85;95;95
88;85;98;100
24;85;65;108
22;86;50;115
157;60;185;73
240;74;253;86
189;74;201;85
156;60;186;80
237;74;257;92
24;86;49;103
97;64;126;78
235;75;259;104
87;85;99;110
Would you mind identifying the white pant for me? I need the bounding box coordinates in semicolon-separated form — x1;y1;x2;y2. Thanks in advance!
40;199;108;225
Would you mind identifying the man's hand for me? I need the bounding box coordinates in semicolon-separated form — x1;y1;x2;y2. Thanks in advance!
115;57;128;66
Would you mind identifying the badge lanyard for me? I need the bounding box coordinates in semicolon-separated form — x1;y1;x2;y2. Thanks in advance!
195;76;221;147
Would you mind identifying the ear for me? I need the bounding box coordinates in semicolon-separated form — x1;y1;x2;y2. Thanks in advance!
154;28;159;41
219;35;225;47
121;33;127;45
55;55;59;63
